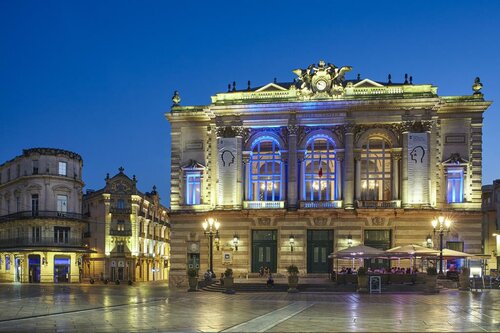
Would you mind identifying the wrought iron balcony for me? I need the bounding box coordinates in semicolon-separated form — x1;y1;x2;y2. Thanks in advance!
109;229;132;236
109;207;131;214
0;237;86;248
243;201;285;209
299;200;343;209
0;210;83;222
355;200;401;209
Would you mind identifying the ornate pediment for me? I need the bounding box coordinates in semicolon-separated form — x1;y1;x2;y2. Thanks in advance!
443;153;468;165
292;60;352;98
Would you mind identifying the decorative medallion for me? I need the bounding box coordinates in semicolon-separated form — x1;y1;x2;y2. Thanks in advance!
257;217;271;226
371;217;386;226
293;60;352;97
314;217;328;226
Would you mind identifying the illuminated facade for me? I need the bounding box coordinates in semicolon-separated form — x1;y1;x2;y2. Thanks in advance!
0;148;88;283
82;168;170;283
482;180;500;273
166;60;491;284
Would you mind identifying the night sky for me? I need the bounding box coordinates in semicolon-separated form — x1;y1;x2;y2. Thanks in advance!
1;1;499;207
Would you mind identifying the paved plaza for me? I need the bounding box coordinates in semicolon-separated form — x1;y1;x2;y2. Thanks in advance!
0;282;498;332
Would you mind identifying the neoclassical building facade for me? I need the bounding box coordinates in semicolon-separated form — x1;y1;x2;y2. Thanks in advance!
82;168;170;283
166;60;491;284
0;148;89;283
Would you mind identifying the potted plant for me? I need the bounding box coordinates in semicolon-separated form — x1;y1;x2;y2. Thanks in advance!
223;268;235;294
286;264;299;293
459;267;470;291
425;266;438;293
187;267;198;292
357;267;368;292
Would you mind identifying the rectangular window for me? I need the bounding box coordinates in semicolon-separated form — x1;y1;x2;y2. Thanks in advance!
446;168;464;203
6;255;10;270
117;220;125;231
186;172;201;205
57;195;68;214
58;162;67;176
16;196;20;212
6;199;10;214
16;164;21;178
54;226;70;244
7;168;11;182
31;194;39;216
116;199;125;209
446;241;464;252
32;226;41;243
33;160;39;175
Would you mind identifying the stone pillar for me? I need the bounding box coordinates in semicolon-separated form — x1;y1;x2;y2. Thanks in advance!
336;152;344;201
242;154;250;202
287;125;299;209
355;153;361;201
392;152;401;200
297;151;305;205
401;131;409;208
344;127;355;209
281;153;288;203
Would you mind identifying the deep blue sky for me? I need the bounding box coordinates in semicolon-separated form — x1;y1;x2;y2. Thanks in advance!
1;1;499;207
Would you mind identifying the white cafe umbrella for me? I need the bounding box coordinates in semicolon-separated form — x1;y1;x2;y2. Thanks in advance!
329;245;385;259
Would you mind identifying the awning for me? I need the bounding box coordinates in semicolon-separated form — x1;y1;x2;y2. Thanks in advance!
329;245;385;259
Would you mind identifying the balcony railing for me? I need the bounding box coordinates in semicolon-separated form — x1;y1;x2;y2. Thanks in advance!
109;207;131;214
109;230;132;236
355;200;401;209
299;200;343;209
243;201;285;209
0;210;83;222
0;237;86;248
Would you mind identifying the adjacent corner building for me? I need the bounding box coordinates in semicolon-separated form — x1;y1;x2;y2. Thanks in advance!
0;148;89;283
82;168;170;283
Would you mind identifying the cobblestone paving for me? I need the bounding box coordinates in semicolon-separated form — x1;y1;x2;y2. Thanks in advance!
0;283;498;332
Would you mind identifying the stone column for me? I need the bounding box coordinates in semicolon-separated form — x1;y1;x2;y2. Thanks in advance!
355;152;361;201
297;151;305;205
336;151;344;201
392;152;401;200
401;130;409;208
242;154;250;202
281;153;289;203
287;125;299;209
344;126;355;209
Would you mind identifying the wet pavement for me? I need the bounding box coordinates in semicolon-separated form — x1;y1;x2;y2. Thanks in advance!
0;282;498;332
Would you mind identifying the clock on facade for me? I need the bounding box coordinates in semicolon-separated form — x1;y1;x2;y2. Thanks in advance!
316;79;328;91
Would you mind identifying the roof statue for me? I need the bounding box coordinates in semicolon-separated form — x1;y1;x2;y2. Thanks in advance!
172;90;181;106
293;60;352;97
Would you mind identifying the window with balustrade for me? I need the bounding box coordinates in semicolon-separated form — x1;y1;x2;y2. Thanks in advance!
302;136;337;201
360;138;392;201
248;138;283;201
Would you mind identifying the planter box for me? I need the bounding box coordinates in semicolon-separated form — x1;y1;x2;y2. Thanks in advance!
288;275;299;293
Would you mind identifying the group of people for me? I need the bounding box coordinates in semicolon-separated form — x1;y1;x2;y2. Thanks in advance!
335;266;419;275
259;266;274;287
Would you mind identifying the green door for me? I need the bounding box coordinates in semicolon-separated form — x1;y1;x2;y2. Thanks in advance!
307;230;333;273
252;230;277;273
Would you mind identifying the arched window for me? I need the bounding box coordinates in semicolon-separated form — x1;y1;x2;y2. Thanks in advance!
249;138;282;201
302;136;336;201
360;138;392;201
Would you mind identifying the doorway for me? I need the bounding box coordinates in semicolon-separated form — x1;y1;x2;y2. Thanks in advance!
54;257;70;283
28;255;41;283
307;230;333;273
251;230;277;273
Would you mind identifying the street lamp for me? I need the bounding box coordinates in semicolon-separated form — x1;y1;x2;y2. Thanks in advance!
202;217;220;274
289;234;295;252
232;234;239;251
431;216;452;275
426;234;433;248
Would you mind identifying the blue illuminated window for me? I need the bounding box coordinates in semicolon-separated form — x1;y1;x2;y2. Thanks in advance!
360;138;392;201
446;168;464;203
302;136;337;201
249;138;282;201
185;172;201;205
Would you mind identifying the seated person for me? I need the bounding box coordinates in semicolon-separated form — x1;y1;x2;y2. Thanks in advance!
266;273;274;287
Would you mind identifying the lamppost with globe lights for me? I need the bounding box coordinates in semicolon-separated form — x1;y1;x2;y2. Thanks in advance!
202;217;220;275
431;216;452;275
